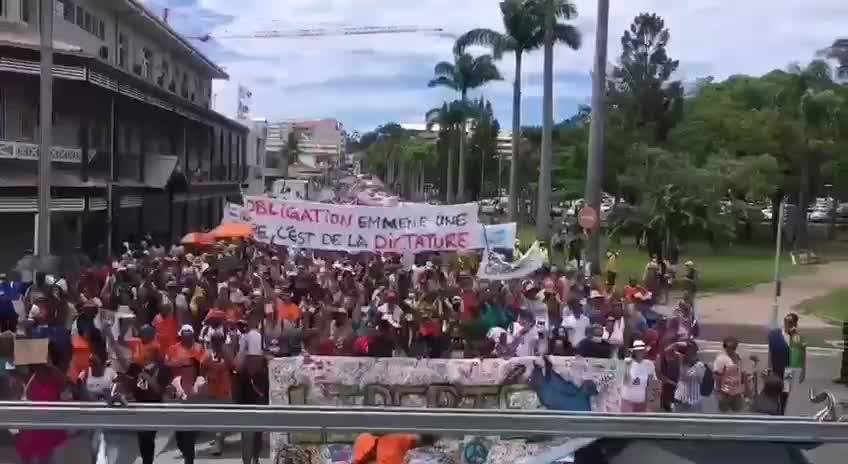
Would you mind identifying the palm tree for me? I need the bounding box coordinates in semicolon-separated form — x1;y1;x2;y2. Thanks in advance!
429;53;503;203
455;0;546;220
426;100;473;203
528;0;581;240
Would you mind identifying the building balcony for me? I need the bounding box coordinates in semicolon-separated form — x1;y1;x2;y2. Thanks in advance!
0;140;92;163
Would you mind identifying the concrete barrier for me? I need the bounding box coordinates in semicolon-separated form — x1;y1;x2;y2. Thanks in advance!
269;356;623;463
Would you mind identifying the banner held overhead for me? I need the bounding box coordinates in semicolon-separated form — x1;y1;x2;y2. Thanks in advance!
244;196;482;252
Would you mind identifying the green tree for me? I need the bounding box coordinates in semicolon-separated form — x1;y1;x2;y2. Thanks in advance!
282;129;301;176
454;0;546;219
526;0;581;239
428;53;503;203
468;98;501;200
426;100;471;202
610;13;682;143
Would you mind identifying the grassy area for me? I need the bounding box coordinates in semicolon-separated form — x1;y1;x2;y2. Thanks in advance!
518;225;799;293
797;288;848;322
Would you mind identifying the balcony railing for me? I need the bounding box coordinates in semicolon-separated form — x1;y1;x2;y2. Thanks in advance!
0;140;91;163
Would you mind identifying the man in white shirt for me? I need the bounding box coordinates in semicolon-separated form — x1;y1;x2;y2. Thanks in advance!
562;300;591;347
510;312;545;357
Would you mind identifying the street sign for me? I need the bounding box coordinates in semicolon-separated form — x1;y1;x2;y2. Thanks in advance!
578;206;598;230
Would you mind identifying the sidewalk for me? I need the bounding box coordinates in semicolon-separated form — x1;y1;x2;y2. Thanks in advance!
692;261;846;328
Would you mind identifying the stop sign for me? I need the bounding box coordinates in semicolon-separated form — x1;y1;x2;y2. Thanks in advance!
578;206;599;230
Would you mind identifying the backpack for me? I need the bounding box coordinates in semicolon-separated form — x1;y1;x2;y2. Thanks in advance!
700;362;714;397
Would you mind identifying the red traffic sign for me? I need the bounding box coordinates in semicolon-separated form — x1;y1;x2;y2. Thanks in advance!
578;206;599;230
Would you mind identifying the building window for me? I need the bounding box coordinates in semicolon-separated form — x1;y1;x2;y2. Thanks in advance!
75;6;83;27
141;48;153;79
20;0;29;22
180;72;188;98
84;11;91;32
20;109;36;141
118;33;127;69
98;20;104;40
62;0;74;22
157;59;169;87
172;68;180;93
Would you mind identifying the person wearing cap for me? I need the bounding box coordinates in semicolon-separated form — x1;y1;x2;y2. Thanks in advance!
165;324;207;372
620;339;656;412
681;260;698;298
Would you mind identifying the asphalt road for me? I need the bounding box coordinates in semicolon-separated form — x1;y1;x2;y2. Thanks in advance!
0;348;843;463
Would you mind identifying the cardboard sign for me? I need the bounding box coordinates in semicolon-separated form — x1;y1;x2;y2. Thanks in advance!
14;338;49;366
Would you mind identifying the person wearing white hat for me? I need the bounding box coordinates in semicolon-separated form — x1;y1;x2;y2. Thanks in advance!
620;339;656;413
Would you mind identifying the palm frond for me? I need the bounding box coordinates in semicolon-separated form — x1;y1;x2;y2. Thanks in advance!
553;0;578;20
469;55;504;86
433;61;456;77
454;28;513;58
551;23;581;50
428;76;459;91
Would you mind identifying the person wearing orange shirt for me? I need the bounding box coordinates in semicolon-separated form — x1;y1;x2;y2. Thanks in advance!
68;321;97;382
165;325;207;373
127;325;161;367
201;332;234;456
276;292;301;326
153;303;179;351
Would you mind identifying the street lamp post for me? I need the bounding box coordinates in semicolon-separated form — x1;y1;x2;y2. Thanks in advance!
584;0;610;275
37;0;54;261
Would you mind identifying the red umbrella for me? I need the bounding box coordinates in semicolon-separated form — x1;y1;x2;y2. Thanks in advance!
210;223;254;240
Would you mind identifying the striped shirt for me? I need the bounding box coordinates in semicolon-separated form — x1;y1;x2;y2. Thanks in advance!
674;361;706;405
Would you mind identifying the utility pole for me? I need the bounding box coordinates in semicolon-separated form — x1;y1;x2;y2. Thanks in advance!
584;0;610;275
37;0;54;261
771;197;787;328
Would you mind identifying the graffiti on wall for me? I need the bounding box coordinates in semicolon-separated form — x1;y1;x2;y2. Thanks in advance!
269;355;623;461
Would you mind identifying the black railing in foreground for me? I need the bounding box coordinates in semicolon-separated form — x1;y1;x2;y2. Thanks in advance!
0;402;846;442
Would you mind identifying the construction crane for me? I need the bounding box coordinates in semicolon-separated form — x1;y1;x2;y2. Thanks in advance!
192;26;448;42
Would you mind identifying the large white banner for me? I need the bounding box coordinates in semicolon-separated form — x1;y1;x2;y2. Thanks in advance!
244;196;482;252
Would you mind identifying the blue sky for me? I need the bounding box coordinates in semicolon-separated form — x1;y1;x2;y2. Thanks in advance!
142;0;846;132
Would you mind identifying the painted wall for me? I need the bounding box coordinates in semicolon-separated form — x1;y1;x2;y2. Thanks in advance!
269;356;623;463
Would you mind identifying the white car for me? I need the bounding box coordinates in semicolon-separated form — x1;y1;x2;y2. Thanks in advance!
809;208;831;223
479;199;497;215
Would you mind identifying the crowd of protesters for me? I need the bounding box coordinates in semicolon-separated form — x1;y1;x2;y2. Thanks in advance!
0;231;804;463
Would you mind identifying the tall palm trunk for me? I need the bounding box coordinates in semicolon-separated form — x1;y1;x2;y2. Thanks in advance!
508;51;523;222
536;10;554;240
457;90;468;203
446;128;456;203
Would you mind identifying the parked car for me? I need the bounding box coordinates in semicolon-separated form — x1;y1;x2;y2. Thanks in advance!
479;199;497;215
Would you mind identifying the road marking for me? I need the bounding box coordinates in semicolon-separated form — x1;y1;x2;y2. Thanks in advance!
825;340;846;349
695;339;842;357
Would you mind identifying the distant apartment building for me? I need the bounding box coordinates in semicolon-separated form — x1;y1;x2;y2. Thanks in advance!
0;0;248;267
241;118;268;195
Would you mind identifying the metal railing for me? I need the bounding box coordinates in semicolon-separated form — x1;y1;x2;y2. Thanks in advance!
1;402;847;443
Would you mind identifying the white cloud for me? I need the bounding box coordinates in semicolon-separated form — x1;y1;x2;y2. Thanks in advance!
197;0;846;129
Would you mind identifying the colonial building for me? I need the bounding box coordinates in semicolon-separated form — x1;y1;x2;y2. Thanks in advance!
0;0;248;268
